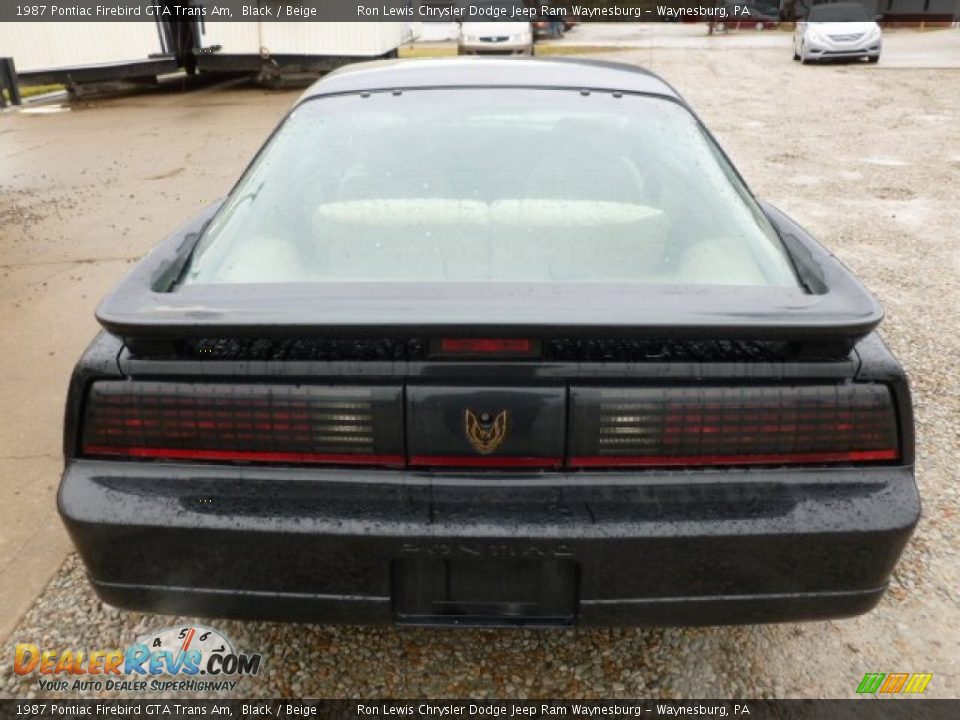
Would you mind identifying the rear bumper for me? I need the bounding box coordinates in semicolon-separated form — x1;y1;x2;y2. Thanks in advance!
60;460;919;627
90;579;886;627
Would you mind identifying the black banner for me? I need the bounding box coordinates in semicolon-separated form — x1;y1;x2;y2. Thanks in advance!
1;700;959;720
5;1;954;24
4;1;956;24
2;1;647;23
4;1;666;23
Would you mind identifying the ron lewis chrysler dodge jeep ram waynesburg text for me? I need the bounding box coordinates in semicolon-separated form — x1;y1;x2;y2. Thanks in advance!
60;58;919;627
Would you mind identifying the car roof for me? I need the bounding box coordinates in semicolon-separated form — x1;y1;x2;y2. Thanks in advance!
297;57;684;104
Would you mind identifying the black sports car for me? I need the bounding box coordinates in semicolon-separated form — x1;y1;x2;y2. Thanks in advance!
60;58;918;627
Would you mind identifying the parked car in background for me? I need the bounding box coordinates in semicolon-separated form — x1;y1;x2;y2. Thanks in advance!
721;1;780;30
458;0;533;56
686;1;777;28
794;2;883;64
533;1;569;38
533;20;565;39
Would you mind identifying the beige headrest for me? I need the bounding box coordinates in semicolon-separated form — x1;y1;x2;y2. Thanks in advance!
314;199;487;226
313;198;661;228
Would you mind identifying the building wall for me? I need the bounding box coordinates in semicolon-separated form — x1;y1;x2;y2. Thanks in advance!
786;0;959;18
880;0;960;18
198;22;414;57
0;22;162;72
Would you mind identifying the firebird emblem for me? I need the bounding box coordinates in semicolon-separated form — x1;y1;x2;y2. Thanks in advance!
464;409;509;454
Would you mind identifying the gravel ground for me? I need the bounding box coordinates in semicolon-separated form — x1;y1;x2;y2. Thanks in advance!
1;44;958;699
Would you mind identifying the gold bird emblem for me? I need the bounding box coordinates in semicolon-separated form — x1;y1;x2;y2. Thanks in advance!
464;409;509;455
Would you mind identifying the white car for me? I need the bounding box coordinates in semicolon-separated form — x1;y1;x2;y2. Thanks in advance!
458;0;533;56
794;2;883;64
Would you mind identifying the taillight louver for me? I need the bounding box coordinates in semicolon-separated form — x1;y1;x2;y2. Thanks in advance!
82;382;404;466
570;385;899;467
81;381;900;470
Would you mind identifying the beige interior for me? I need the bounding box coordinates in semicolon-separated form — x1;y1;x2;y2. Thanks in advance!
201;201;771;286
210;236;309;284
308;198;667;282
678;236;770;286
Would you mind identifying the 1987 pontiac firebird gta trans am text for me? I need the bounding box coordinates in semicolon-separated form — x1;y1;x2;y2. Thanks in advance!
60;58;919;628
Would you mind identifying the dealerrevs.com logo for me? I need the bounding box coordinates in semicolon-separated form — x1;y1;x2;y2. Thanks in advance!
13;625;263;693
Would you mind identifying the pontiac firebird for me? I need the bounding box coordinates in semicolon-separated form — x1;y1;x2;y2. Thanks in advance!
60;58;918;627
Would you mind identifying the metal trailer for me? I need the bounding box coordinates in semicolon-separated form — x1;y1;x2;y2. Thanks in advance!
194;22;416;82
0;19;415;96
0;21;188;90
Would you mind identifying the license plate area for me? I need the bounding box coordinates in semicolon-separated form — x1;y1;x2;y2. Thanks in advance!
392;558;577;627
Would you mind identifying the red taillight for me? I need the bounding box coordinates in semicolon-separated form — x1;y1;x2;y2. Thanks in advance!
569;449;898;468
81;381;900;470
436;338;536;356
569;385;899;468
408;455;561;468
81;382;404;466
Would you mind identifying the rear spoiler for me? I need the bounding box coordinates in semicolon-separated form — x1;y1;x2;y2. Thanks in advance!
95;201;883;358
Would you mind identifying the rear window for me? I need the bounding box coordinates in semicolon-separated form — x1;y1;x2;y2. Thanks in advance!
181;88;800;288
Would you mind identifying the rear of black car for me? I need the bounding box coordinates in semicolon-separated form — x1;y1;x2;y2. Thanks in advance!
59;59;918;627
60;325;917;627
